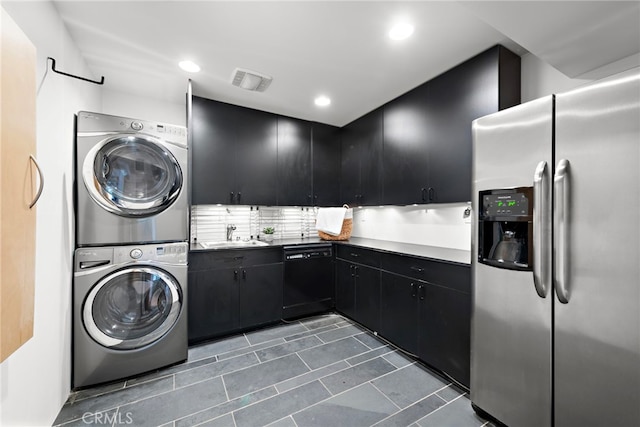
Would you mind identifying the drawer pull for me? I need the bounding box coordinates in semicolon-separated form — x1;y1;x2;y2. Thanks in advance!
410;266;425;273
350;253;360;257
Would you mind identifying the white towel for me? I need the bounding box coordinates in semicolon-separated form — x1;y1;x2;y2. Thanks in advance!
316;207;347;236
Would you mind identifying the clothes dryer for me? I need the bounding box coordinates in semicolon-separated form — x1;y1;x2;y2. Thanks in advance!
75;111;188;246
73;242;187;389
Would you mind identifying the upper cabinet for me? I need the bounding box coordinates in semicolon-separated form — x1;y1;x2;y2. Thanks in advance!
276;116;312;206
190;45;519;208
383;45;520;205
340;107;384;206
312;123;341;207
192;95;342;207
191;96;277;205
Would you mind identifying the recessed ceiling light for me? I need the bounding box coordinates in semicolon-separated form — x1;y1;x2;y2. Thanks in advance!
389;23;414;40
314;96;331;107
178;60;200;73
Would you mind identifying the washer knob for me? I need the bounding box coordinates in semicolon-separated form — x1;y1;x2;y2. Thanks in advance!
130;248;143;259
131;121;143;131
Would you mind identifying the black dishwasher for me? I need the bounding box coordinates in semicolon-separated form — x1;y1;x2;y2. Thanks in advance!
283;244;334;319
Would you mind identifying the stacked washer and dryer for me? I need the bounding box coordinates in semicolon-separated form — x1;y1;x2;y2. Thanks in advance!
73;111;189;389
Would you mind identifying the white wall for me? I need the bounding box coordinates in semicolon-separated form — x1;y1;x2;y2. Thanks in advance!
351;203;472;250
521;52;594;102
102;89;186;126
0;2;101;426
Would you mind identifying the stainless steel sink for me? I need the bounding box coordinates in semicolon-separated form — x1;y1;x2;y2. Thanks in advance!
199;240;270;249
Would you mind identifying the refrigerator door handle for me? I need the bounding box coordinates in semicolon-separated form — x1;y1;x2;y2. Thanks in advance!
533;160;550;298
554;159;571;304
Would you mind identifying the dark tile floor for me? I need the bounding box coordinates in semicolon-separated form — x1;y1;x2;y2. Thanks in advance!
54;314;492;427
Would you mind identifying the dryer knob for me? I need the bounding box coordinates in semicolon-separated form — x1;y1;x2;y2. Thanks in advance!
130;248;143;259
131;121;143;131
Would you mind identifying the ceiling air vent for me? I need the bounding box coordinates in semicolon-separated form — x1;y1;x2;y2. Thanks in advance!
231;68;272;92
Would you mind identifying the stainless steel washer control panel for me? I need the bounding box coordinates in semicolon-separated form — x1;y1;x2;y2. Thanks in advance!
75;242;188;271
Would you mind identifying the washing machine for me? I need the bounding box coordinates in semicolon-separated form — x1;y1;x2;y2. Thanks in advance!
75;111;188;246
73;242;187;389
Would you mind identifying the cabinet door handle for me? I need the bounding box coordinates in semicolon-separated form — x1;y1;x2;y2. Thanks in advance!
230;192;235;203
350;264;355;277
410;282;416;298
237;192;242;203
354;266;359;279
428;187;435;202
242;269;247;280
418;284;425;300
29;155;44;209
234;270;238;281
421;188;427;202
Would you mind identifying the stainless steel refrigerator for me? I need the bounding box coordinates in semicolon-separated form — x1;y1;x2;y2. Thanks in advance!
471;68;640;427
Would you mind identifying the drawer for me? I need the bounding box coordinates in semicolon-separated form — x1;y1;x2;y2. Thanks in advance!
381;253;470;294
381;253;431;281
336;245;381;268
189;247;282;271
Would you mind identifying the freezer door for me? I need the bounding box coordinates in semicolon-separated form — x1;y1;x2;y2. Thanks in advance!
471;96;553;427
554;69;640;426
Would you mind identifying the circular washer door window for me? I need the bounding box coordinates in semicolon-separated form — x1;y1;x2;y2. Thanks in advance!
83;135;183;217
83;267;182;350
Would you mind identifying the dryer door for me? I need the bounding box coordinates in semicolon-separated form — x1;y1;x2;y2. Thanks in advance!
84;267;182;350
83;134;183;217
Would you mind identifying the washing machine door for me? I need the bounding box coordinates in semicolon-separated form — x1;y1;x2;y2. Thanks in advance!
83;267;182;350
83;134;183;217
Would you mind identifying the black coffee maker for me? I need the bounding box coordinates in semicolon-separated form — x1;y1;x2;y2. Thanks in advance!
478;188;533;271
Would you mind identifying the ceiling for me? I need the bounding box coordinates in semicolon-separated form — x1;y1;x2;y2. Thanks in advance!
48;1;639;127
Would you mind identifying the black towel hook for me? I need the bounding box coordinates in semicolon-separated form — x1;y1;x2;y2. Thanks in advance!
47;57;104;85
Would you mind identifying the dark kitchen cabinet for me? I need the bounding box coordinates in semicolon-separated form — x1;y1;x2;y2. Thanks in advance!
379;272;420;354
336;246;382;332
191;96;277;205
238;263;283;328
336;260;381;332
419;282;471;387
382;83;431;205
188;248;282;343
188;268;237;342
382;45;521;205
312;123;341;206
340;107;383;206
336;260;356;319
379;252;471;387
425;46;520;204
277;116;312;206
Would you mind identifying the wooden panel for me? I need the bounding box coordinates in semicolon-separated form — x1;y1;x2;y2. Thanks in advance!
1;8;37;362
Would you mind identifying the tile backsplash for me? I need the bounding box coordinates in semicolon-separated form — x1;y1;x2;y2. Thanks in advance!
191;203;472;251
190;205;316;243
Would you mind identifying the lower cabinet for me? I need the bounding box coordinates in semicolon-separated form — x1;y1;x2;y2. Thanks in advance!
379;272;420;355
338;246;471;388
238;263;283;328
419;283;471;387
336;259;381;333
188;249;283;344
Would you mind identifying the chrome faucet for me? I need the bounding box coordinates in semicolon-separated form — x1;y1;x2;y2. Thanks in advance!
226;224;236;241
